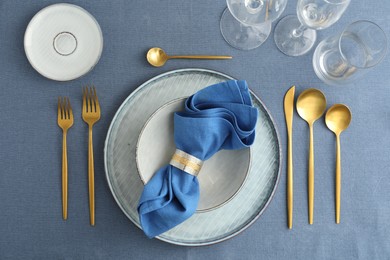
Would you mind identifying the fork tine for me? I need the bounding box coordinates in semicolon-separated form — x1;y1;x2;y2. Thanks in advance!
88;86;94;112
83;86;87;113
62;97;67;119
95;86;100;115
93;86;97;100
68;97;73;119
92;85;96;98
87;86;93;112
87;86;91;113
58;97;61;119
65;97;68;119
92;87;95;112
63;97;67;119
60;97;65;119
84;86;88;112
93;86;101;114
92;85;97;112
66;97;70;119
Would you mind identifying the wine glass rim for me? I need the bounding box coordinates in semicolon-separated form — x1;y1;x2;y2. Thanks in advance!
338;20;388;69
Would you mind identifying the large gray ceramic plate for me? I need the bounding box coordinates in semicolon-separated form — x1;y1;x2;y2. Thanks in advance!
104;68;281;246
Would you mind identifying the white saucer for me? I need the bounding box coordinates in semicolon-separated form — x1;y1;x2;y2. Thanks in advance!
24;3;103;81
136;98;250;212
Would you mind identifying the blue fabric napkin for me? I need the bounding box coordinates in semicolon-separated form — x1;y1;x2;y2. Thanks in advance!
137;80;258;238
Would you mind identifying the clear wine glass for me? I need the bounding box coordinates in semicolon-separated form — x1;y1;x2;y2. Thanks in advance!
274;0;350;56
220;0;288;50
313;20;388;85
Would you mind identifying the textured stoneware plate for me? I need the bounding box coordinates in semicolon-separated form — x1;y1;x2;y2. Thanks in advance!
136;98;251;212
24;3;103;81
104;68;281;246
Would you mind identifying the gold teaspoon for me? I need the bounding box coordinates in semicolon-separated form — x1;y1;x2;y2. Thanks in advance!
296;88;326;225
146;47;232;67
325;104;351;224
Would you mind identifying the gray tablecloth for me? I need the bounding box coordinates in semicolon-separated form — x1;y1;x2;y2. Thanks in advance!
1;0;389;259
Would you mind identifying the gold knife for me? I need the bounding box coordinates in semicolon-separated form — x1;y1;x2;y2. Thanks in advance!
284;86;295;229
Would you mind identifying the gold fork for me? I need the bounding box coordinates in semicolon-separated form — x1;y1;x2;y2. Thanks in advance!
82;86;101;226
57;97;74;220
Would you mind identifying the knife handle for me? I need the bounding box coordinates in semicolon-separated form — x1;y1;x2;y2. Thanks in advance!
287;132;293;229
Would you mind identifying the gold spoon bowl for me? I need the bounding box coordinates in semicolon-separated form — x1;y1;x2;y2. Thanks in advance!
325;104;351;135
296;89;327;124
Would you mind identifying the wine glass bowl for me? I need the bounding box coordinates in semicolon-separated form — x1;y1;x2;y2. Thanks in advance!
313;20;388;85
297;0;350;29
228;0;285;25
274;0;350;56
220;0;287;50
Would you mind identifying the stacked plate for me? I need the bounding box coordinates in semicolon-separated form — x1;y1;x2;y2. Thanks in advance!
104;68;281;246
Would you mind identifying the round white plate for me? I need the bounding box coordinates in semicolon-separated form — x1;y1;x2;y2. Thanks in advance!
136;98;250;212
24;3;103;81
104;68;281;246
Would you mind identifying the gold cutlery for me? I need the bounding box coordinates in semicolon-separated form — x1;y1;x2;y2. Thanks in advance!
284;86;295;229
57;97;74;220
82;86;101;226
296;89;326;224
146;47;232;67
325;104;351;224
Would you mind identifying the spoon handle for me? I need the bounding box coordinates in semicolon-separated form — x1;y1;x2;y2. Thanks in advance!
308;124;314;225
336;134;341;224
169;55;232;60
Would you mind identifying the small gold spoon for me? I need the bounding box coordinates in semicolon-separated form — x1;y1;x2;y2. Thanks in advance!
146;47;232;67
325;104;351;224
296;88;326;225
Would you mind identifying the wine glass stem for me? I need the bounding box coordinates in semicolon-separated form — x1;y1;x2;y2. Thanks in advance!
292;24;308;38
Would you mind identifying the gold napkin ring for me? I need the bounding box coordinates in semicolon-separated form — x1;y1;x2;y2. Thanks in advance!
170;149;203;176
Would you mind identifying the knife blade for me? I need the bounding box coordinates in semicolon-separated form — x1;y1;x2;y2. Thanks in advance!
284;86;295;229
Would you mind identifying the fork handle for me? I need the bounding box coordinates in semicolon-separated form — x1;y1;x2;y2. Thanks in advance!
62;131;68;220
88;125;95;226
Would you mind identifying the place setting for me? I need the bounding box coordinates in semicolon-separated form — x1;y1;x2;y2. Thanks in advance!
21;0;388;248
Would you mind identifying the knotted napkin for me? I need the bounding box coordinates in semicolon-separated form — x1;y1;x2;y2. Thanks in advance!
137;80;258;238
